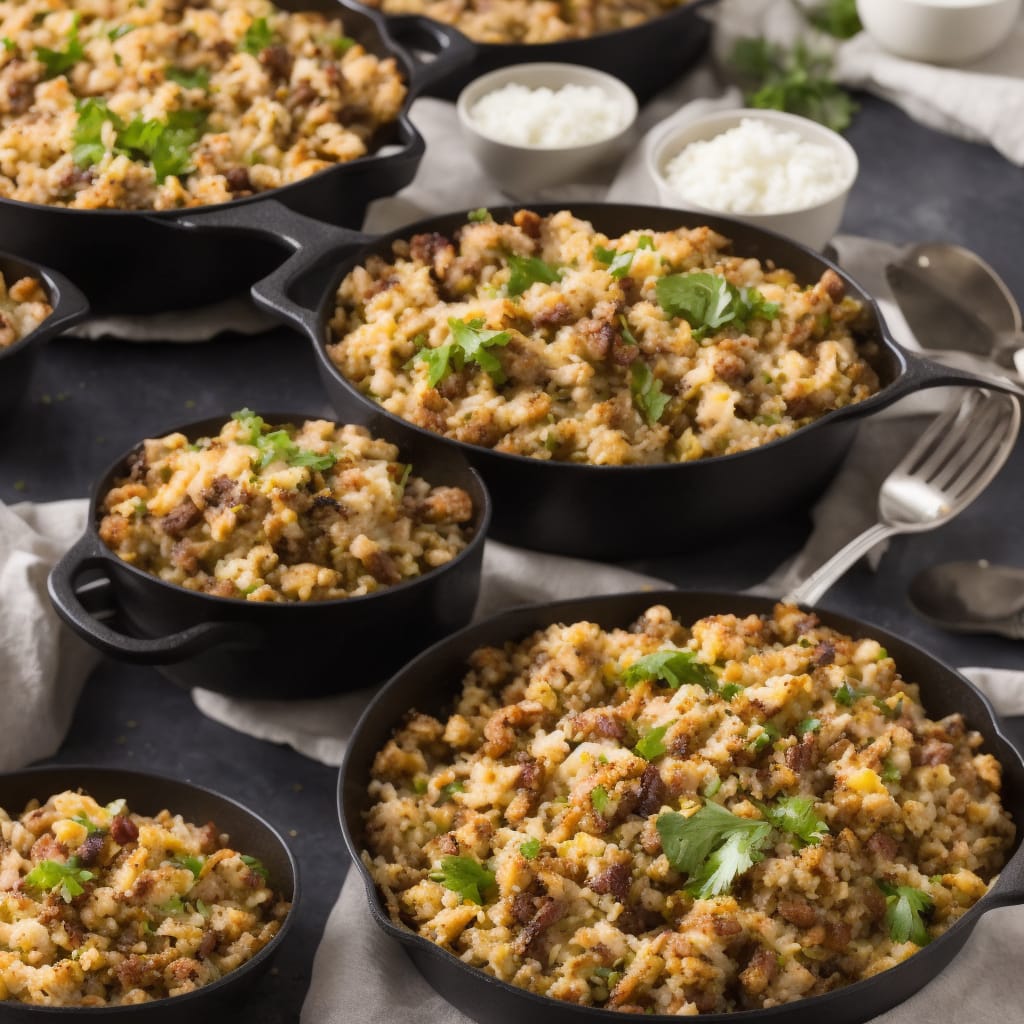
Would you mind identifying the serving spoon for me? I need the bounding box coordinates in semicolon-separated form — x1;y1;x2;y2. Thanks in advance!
908;560;1024;640
885;242;1024;377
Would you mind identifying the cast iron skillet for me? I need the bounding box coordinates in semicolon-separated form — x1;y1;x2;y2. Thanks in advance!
0;765;298;1022
177;200;1023;559
338;589;1024;1024
0;0;474;315
46;412;491;698
338;0;714;101
0;254;89;426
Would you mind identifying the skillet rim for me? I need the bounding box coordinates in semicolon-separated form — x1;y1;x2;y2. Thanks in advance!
337;587;1024;1023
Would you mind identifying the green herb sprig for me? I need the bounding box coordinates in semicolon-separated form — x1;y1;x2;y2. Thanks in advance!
877;881;933;945
24;857;95;903
655;272;779;341
429;856;495;905
35;14;84;80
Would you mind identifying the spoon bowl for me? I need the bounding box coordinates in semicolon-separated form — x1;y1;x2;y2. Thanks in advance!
909;560;1024;640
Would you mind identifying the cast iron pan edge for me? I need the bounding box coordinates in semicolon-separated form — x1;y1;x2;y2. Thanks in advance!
337;589;1024;1024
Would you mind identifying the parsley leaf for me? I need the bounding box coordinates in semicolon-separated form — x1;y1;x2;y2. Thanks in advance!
623;649;716;691
416;342;454;388
881;758;901;783
757;795;828;846
167;65;211;91
657;803;772;899
108;23;136;42
634;721;675;761
72;98;122;168
241;854;270;881
232;408;266;443
656;272;779;341
520;837;541;859
719;683;743;702
467;208;491;223
835;681;870;706
877;881;933;946
874;696;904;719
506;254;561;297
24;857;95;903
240;17;274;55
630;361;670;425
749;722;780;754
806;0;862;39
797;717;822;735
429;855;495;905
1;37;14;53
326;35;355;55
35;14;84;80
593;245;635;279
448;317;513;384
232;414;336;473
173;855;205;878
71;814;103;835
436;780;464;804
591;785;609;816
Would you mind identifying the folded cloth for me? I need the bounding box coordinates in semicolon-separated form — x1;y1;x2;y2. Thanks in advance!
711;0;1024;166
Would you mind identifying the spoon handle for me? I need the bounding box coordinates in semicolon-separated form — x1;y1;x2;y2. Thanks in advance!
784;522;896;607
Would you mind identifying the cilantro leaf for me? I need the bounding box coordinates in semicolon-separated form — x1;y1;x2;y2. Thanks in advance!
634;721;674;761
657;803;772;898
35;14;83;80
71;814;103;835
1;37;14;53
447;317;512;384
656;273;779;341
119;109;207;183
877;881;933;946
436;780;464;805
757;795;828;846
240;17;274;55
417;342;454;388
797;717;822;735
520;837;541;859
881;758;901;783
73;98;124;168
874;696;904;719
429;855;495;905
232;408;266;444
630;361;670;426
108;24;136;42
719;683;743;702
467;208;491;223
591;785;609;816
24;857;95;903
326;35;355;55
173;855;205;878
241;854;270;881
593;245;635;279
835;681;870;706
506;254;561;297
749;722;780;754
167;65;211;91
623;649;716;691
619;315;639;347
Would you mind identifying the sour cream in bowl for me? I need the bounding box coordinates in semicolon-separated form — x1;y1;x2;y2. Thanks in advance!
647;107;859;251
457;63;638;198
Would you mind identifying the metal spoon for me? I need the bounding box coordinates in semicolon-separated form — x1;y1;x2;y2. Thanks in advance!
908;560;1024;640
885;242;1024;377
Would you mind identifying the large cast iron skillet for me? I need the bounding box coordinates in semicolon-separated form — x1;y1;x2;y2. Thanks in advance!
0;0;474;315
0;765;298;1022
178;200;1021;559
339;0;713;101
46;412;490;698
339;590;1024;1024
0;254;88;426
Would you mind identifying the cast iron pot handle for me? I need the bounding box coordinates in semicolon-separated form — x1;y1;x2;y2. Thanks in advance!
985;846;1024;908
878;349;1024;404
383;15;477;98
48;535;242;665
42;267;91;335
177;199;372;337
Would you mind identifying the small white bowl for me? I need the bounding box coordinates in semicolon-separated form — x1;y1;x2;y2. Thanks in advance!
646;107;859;251
856;0;1021;65
456;63;638;199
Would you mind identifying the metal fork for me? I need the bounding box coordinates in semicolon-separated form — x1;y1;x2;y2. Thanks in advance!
784;388;1022;607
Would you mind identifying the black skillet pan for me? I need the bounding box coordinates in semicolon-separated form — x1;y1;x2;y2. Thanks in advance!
0;1;474;315
339;0;714;101
338;589;1024;1024
0;254;88;425
0;765;298;1022
46;412;490;699
176;200;1023;559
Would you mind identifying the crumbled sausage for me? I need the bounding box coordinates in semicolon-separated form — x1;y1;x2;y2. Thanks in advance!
636;763;665;817
777;898;817;929
866;831;898;860
259;45;293;80
513;895;565;956
74;833;105;867
513;209;542;238
111;816;139;846
160;499;203;537
588;861;631;902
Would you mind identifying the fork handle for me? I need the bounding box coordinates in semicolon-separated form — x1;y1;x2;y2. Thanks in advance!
783;523;896;607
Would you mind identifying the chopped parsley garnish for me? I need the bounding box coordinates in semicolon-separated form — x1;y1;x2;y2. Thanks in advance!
108;23;136;41
412;777;428;794
167;65;211;91
806;0;861;39
593;245;635;279
520;837;541;859
877;647;889;660
414;317;512;387
881;758;901;783
24;857;95;902
230;409;336;472
634;721;675;761
656;272;779;341
467;208;491;223
875;696;904;719
877;881;933;946
629;360;670;425
797;717;822;735
241;855;270;882
703;776;721;798
719;683;743;702
397;463;412;491
619;315;639;347
590;785;610;815
756;795;828;846
429;856;495;905
834;681;870;706
35;14;84;79
71;814;103;835
173;855;205;878
506;254;561;297
195;898;211;918
623;649;716;691
240;16;274;55
657;803;772;899
436;780;464;804
748;722;780;754
1;37;14;53
72;98;117;168
161;895;186;914
326;35;355;55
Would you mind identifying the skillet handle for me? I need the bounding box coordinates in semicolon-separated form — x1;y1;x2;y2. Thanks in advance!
48;535;245;665
879;349;1024;405
40;267;91;335
383;15;476;98
984;848;1024;908
177;199;372;337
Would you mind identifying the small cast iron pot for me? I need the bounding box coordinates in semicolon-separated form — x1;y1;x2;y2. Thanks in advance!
0;0;474;315
338;589;1024;1024
177;200;1022;559
0;764;298;1023
0;254;89;425
339;0;714;101
47;412;490;698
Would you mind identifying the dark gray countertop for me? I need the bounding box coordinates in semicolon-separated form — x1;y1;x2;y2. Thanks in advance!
2;93;1022;1022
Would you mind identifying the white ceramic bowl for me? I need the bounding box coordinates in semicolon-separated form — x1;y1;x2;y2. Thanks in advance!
856;0;1020;64
456;63;638;199
646;107;859;251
